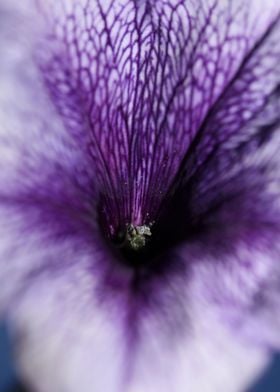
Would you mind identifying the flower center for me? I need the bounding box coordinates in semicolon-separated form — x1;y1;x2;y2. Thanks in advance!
98;187;195;269
124;224;152;251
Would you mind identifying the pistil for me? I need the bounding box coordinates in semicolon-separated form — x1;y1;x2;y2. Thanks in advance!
124;224;152;251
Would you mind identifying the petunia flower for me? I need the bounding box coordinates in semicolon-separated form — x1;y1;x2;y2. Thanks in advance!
0;0;280;391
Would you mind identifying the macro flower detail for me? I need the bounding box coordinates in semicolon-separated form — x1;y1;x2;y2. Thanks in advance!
0;0;280;391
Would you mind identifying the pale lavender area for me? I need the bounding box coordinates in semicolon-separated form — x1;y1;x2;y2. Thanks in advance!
0;324;280;392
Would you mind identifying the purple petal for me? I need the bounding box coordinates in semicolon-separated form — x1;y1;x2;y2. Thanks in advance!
33;0;280;237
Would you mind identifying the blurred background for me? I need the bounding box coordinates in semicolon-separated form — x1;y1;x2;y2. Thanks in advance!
1;322;280;392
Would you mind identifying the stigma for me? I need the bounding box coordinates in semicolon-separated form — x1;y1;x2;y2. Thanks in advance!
125;224;152;251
